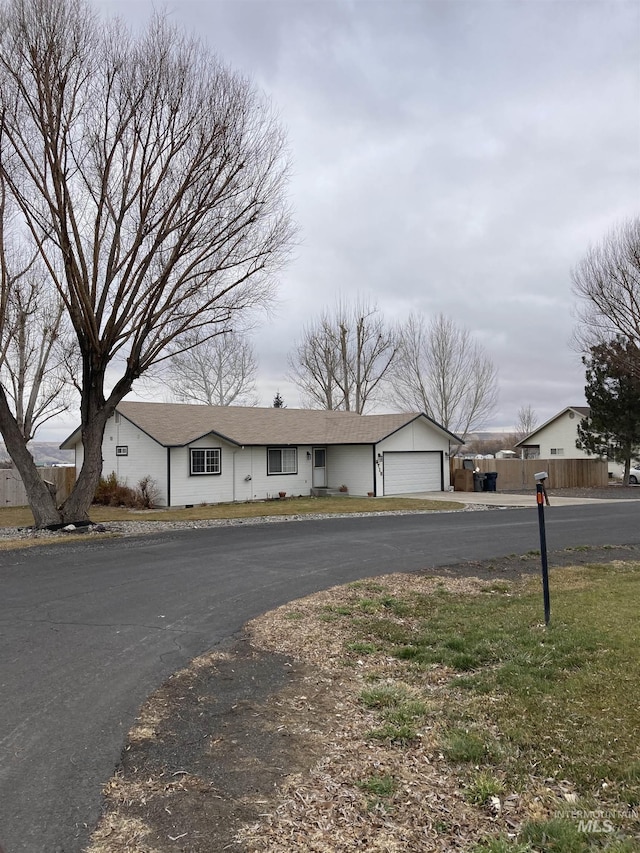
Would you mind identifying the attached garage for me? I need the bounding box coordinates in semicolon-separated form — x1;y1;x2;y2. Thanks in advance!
383;451;443;495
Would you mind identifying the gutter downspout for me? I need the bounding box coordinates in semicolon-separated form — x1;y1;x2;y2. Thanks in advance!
232;449;238;503
166;447;171;507
372;445;377;497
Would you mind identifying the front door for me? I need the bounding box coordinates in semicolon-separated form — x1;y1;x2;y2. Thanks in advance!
312;447;327;487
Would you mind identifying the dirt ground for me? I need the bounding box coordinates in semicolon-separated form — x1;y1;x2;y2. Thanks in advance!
85;541;640;853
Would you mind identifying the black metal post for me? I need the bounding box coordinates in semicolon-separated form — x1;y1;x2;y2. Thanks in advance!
536;482;551;625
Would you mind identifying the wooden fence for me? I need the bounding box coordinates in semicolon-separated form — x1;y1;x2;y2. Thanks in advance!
450;457;608;491
0;467;76;508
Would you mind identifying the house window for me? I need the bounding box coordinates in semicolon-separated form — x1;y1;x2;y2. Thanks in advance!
267;447;297;475
550;448;564;456
190;448;221;475
115;446;128;456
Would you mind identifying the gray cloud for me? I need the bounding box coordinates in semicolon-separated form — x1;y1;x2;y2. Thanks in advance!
61;0;640;434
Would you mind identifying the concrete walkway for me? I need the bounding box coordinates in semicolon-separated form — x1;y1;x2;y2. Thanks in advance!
398;491;634;507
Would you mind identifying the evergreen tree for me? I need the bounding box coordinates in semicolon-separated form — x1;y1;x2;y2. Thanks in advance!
576;338;640;484
273;392;286;408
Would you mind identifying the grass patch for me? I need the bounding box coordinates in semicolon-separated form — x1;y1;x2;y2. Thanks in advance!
322;603;353;616
443;728;496;764
313;563;640;846
360;683;413;709
0;495;463;530
519;816;611;852
361;681;430;744
465;771;505;805
357;773;396;799
283;611;304;621
366;721;419;744
346;641;379;655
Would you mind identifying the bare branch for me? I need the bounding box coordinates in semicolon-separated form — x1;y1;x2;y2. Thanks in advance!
572;217;640;377
163;330;259;406
0;191;73;440
513;404;538;442
390;313;498;439
287;298;398;413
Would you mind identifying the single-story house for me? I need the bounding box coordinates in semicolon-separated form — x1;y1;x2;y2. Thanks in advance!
60;402;462;506
514;406;591;460
514;405;628;477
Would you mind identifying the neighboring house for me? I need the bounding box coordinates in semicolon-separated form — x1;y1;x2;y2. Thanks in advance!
60;402;462;506
514;406;591;460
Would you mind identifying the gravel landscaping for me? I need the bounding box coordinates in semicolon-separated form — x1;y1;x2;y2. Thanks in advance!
0;504;501;545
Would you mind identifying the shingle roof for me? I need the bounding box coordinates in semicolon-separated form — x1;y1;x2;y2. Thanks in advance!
109;402;460;447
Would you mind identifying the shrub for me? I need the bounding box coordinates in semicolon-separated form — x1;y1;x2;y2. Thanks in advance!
135;475;160;509
94;473;161;508
94;472;138;507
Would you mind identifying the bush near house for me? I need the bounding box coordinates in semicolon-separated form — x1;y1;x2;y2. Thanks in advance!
94;473;160;509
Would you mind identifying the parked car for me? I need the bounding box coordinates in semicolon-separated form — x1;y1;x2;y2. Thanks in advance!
629;466;640;485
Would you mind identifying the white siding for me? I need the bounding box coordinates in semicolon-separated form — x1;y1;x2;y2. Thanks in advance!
374;418;451;494
168;441;317;506
242;445;315;501
528;411;622;477
102;414;168;503
534;413;590;459
326;445;374;496
168;438;234;506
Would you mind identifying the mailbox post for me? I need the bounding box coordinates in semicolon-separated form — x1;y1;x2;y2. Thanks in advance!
535;472;551;626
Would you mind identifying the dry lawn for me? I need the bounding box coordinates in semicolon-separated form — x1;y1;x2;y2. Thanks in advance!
85;564;640;852
0;495;462;530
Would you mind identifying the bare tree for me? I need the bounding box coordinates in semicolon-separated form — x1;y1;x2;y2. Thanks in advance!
391;313;498;440
288;316;342;410
513;404;538;442
164;331;259;406
511;403;539;457
288;299;397;413
1;271;72;441
0;0;293;526
0;189;73;440
572;217;640;377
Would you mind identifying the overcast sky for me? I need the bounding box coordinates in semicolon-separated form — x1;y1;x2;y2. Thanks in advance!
47;0;640;441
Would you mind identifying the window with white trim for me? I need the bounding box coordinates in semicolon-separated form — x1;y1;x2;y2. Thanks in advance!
267;447;297;475
550;448;564;456
115;445;128;456
190;447;221;475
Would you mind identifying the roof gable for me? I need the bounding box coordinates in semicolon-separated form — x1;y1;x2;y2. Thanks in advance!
60;402;462;449
514;406;590;447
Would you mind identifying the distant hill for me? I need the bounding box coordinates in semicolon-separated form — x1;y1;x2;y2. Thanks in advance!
0;443;74;467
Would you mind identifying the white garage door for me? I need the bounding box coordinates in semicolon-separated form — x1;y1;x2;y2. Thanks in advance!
383;451;442;495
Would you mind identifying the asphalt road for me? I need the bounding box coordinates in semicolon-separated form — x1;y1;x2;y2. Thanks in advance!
1;502;639;853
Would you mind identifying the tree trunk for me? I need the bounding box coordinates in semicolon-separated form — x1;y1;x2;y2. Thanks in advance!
622;446;631;487
0;387;61;526
58;384;114;522
59;432;102;521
